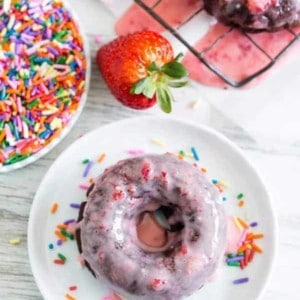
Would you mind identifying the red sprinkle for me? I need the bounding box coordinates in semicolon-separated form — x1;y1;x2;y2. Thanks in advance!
54;259;65;265
69;286;77;291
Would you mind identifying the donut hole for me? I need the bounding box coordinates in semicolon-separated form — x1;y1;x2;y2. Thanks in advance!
135;205;185;253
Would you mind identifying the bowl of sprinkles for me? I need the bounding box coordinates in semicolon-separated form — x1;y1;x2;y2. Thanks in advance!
0;0;90;172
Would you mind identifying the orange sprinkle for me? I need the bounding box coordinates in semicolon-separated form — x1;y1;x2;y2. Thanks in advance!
201;167;207;173
177;154;184;160
97;153;106;163
251;233;264;239
65;294;76;300
56;224;68;230
50;202;58;214
238;200;245;207
55;230;67;242
0;130;6;143
252;243;263;253
237;217;249;229
237;244;249;253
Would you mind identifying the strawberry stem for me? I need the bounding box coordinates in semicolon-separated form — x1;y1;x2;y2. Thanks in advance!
130;53;188;113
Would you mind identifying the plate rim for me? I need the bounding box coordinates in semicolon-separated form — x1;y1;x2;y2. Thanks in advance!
28;115;278;300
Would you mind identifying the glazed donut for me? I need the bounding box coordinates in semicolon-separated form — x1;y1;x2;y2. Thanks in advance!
204;0;300;32
76;154;227;299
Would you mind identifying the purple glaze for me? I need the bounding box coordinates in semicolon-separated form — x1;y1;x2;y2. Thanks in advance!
79;154;227;299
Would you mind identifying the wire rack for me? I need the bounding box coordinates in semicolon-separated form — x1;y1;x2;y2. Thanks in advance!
134;0;300;87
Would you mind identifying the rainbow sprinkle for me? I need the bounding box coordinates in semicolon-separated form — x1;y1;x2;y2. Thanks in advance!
191;147;200;161
50;202;58;214
233;277;249;284
0;0;87;168
9;238;21;245
226;216;264;272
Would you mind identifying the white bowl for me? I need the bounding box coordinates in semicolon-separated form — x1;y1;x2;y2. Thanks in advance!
0;0;91;173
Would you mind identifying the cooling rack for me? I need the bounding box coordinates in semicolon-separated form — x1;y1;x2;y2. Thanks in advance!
134;0;300;87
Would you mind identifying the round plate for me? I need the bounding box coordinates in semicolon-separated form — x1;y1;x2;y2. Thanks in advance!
28;117;277;300
0;0;91;173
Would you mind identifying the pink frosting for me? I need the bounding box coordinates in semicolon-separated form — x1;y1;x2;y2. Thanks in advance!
79;154;227;299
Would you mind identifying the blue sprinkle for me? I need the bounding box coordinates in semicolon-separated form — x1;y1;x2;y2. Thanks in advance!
48;243;54;250
222;197;227;201
191;147;200;161
212;179;218;184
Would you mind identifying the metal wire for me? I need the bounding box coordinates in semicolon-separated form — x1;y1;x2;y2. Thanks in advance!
134;0;300;87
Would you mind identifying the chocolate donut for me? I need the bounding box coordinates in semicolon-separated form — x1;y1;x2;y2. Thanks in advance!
204;0;300;31
76;154;227;299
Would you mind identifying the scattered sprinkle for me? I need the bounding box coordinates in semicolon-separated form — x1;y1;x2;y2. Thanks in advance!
78;183;89;190
238;200;245;207
82;159;90;164
48;243;54;250
232;217;244;232
54;259;65;265
94;34;103;44
233;277;249;284
222;196;227;201
64;219;76;225
58;252;67;262
69;286;77;291
57;239;63;246
152;138;166;147
250;222;258;227
201;167;207;173
190;100;200;109
65;293;76;300
212;179;218;184
237;217;249;229
9;238;21;245
50;202;59;214
97;153;106;163
127;149;144;156
191;147;200;161
237;193;244;199
83;161;93;177
70;203;81;209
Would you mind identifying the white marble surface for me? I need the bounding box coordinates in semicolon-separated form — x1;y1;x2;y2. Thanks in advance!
1;0;300;299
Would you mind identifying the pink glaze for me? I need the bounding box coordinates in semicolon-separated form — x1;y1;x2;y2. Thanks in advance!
115;0;203;36
226;217;243;254
182;23;300;88
114;1;300;88
79;154;227;299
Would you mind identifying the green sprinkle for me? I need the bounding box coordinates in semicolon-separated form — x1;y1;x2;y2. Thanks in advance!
21;115;34;126
228;262;240;267
69;234;74;240
227;253;235;258
237;193;244;199
57;253;66;262
82;159;90;164
27;99;40;109
179;150;185;156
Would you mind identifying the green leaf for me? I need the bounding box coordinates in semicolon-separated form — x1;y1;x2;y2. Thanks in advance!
157;86;172;113
174;53;184;61
147;61;160;72
130;77;148;95
161;61;188;79
142;78;156;98
167;80;189;88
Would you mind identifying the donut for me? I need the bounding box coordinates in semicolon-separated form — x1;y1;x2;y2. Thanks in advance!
76;154;227;299
204;0;300;31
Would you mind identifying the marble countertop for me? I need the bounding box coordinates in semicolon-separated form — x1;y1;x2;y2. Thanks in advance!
1;0;300;299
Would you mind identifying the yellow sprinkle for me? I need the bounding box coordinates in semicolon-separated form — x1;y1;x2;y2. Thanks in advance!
232;217;243;232
218;180;230;188
190;100;200;109
10;238;21;245
152;138;167;147
184;151;194;158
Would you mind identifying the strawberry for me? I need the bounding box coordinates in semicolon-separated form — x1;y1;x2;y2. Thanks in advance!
97;31;188;113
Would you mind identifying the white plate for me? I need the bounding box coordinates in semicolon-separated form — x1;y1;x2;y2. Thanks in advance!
0;0;91;173
28;117;277;300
